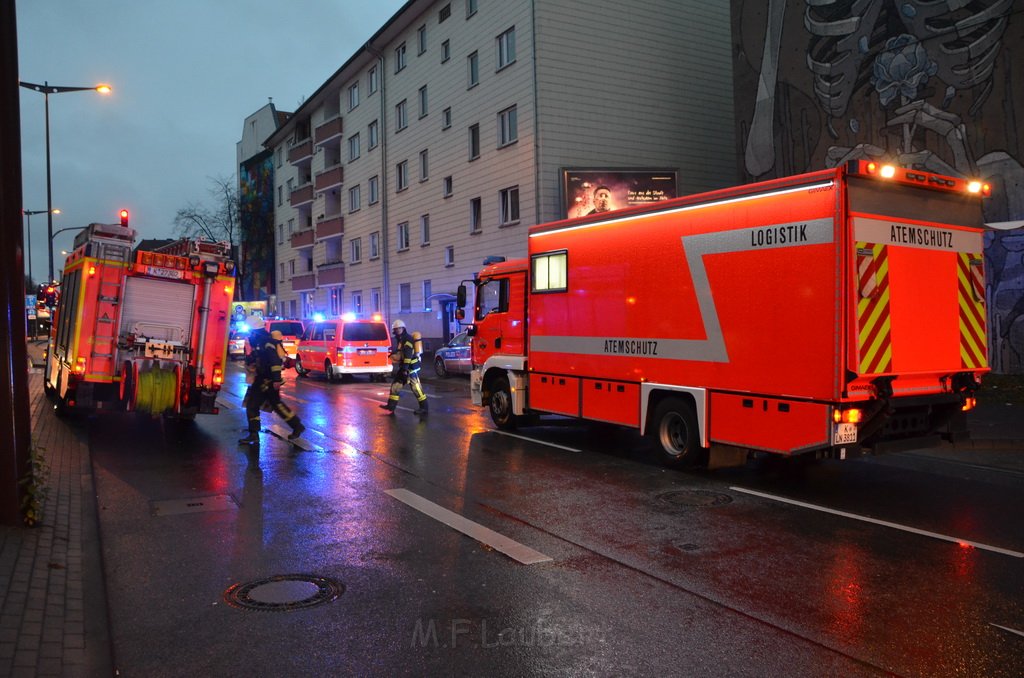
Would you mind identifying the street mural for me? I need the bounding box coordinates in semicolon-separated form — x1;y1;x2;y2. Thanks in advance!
239;151;276;303
734;0;1024;372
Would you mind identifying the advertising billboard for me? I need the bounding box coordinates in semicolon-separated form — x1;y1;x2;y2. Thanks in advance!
563;169;678;219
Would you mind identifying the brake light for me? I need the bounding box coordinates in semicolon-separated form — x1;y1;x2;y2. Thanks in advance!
88;265;96;276
213;367;223;387
74;357;86;374
879;164;897;179
833;408;863;424
961;397;977;412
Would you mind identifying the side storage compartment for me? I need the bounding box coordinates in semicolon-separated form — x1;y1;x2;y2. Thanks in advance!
528;374;580;417
581;379;640;427
709;392;830;455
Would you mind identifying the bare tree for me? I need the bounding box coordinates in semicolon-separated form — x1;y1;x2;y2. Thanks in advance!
173;175;240;247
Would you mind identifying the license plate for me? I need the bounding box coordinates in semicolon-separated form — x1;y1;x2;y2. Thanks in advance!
146;266;184;279
357;348;374;355
833;422;857;445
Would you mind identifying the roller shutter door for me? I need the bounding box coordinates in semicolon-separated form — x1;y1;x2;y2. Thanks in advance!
119;276;196;344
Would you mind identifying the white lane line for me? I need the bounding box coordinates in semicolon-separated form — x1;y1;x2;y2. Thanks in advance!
492;430;581;453
268;424;314;451
730;486;1024;559
385;488;552;565
990;623;1024;638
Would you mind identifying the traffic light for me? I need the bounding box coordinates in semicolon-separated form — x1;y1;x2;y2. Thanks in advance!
119;209;129;227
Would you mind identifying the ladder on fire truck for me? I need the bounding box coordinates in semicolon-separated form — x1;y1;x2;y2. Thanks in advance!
84;226;133;379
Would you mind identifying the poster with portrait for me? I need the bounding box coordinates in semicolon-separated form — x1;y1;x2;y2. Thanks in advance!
562;169;678;219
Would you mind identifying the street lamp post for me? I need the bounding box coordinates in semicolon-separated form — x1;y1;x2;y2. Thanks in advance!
19;80;111;282
22;208;59;286
49;225;89;278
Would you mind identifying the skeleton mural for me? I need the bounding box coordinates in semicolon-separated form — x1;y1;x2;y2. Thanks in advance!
736;0;1024;372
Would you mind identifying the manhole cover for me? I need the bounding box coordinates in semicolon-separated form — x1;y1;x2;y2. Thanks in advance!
223;574;344;612
656;489;733;508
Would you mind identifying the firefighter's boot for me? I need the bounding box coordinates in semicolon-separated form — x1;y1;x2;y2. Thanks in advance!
238;419;260;445
379;402;396;415
288;417;305;441
414;399;428;416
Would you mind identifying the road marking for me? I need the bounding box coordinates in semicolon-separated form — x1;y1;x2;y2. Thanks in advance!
492;430;581;453
385;488;552;565
730;486;1024;559
990;623;1024;638
268;424;314;451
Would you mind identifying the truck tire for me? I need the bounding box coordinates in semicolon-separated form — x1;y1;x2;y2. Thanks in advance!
54;374;70;418
294;355;309;377
488;375;517;430
650;397;704;468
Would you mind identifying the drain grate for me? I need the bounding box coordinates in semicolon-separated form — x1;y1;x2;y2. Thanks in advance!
151;495;238;517
655;489;733;508
223;574;344;612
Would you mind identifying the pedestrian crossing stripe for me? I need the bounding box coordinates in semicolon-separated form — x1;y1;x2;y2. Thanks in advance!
856;242;892;374
957;252;988;369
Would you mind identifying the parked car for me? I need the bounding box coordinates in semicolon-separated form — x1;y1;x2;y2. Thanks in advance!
433;331;472;377
245;319;305;360
295;317;392;382
227;330;248;360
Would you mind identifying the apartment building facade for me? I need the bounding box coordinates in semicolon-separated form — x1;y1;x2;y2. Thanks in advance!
261;0;736;347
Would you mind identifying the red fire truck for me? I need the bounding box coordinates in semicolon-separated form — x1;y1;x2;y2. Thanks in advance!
456;160;992;467
44;215;236;419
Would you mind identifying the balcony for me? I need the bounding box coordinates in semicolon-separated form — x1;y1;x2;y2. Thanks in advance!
290;183;314;207
315;117;343;146
316;215;344;240
290;273;316;292
315;165;344;191
288;139;313;164
317;261;345;286
290;229;315;249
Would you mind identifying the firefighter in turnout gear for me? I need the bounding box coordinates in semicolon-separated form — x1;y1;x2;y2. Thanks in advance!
379;319;428;415
238;328;305;444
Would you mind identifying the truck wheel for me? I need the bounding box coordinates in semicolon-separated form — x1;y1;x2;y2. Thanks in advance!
294;355;309;377
650;398;704;468
434;356;448;378
489;375;517;430
54;374;70;418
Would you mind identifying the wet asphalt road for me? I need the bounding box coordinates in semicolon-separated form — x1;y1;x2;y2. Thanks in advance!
84;363;1024;677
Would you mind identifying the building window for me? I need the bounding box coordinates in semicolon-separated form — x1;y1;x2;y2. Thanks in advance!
443;176;453;197
442;107;452;129
276;147;283;167
497;27;516;70
418;85;428;118
396;160;408;191
348;133;361;161
498;105;517;146
441;39;450;62
372;288;382;313
419;149;429;181
277;224;284;244
329;289;342;316
417;25;427;55
369;175;379;204
422;280;432;310
468;123;480;160
280;262;285;281
287;218;294;236
396;99;407;131
290;259;295;275
368;66;378;94
467;0;477;17
370;231;380;259
532;251;568;292
468;51;479;87
395;43;406;72
348;82;359;110
500;186;520;225
469;197;482;233
420;214;430;244
350;238;362;263
399;283;411;312
367;120;379;150
445;246;455;267
351;291;362;314
439;3;451;22
397;221;410;251
277;185;282;206
349;185;361;212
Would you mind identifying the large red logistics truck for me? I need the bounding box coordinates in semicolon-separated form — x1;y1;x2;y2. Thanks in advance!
456;160;992;467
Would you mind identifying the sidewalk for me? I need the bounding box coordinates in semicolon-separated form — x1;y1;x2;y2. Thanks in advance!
1;341;1021;676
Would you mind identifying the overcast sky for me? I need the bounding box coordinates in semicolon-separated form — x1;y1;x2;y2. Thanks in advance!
17;0;405;282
